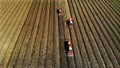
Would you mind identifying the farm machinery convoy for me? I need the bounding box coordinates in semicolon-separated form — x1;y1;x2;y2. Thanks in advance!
58;8;74;57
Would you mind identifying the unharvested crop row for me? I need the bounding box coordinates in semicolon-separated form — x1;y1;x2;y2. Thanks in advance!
67;0;120;67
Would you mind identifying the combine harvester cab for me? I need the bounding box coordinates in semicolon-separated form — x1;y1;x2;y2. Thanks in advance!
67;40;74;57
58;7;62;16
68;18;74;27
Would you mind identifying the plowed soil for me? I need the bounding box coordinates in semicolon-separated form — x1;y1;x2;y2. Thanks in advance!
0;0;120;68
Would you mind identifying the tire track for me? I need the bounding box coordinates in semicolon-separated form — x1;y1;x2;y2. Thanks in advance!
59;14;68;68
58;3;68;67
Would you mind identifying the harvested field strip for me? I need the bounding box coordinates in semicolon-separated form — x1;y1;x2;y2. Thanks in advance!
0;1;27;63
0;0;120;68
52;0;60;67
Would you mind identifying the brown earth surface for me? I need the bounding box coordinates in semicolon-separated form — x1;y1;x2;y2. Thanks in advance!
0;0;120;68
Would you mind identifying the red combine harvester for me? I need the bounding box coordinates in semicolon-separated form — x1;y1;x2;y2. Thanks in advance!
58;7;62;15
68;18;74;27
67;40;74;57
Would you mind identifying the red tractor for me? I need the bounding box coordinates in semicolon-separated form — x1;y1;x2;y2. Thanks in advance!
67;40;74;57
58;7;62;15
68;18;74;27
